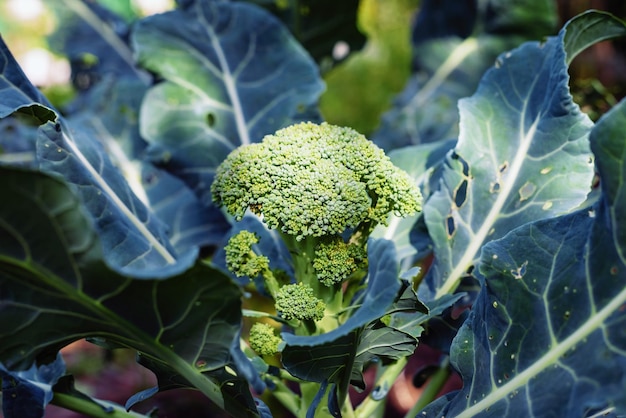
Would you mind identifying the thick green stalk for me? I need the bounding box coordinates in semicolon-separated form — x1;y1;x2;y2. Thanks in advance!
354;358;408;417
268;376;301;416
51;392;148;418
405;357;451;417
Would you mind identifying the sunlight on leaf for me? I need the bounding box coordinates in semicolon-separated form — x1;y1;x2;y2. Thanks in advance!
421;100;626;416
421;16;598;301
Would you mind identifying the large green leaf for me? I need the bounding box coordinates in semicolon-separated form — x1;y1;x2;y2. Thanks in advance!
420;98;626;417
0;166;243;413
372;0;557;151
0;354;65;418
0;34;191;276
36;120;188;275
418;12;626;300
133;0;324;204
563;10;626;66
0;42;55;123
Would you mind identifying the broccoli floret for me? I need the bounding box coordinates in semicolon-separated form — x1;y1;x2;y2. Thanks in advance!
211;122;422;241
224;231;269;279
275;283;326;321
313;237;367;287
249;322;283;356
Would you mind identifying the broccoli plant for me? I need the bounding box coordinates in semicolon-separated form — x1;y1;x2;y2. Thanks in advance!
211;121;424;415
0;1;626;418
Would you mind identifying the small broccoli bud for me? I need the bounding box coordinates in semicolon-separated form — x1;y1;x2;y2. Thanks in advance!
275;283;326;321
225;231;269;278
249;322;282;356
313;237;367;287
211;122;422;241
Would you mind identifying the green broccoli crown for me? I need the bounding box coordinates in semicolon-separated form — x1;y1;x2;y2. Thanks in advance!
313;237;367;287
274;283;326;321
249;322;282;356
211;122;422;240
224;230;269;278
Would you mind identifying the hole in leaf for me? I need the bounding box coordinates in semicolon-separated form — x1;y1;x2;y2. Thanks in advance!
490;182;501;193
450;151;470;176
511;260;528;279
455;179;468;207
143;171;157;185
499;162;508;173
206;113;216;127
446;215;456;238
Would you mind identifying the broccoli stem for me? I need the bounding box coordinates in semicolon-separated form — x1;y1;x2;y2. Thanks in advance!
279;232;321;294
261;265;281;299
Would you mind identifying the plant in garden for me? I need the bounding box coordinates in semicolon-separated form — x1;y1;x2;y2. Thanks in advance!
0;0;626;417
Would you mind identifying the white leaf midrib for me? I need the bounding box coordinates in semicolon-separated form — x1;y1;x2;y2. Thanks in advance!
60;128;176;265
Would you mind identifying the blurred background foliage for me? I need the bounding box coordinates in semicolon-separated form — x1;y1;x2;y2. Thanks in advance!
0;0;624;131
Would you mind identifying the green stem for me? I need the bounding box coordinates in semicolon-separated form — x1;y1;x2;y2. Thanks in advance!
354;357;408;417
404;357;451;417
51;392;148;418
156;351;225;409
268;376;301;416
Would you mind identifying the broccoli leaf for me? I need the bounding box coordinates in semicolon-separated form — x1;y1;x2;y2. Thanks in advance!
49;1;232;251
36;120;190;276
0;166;243;414
372;139;456;265
350;322;417;388
0;353;65;418
281;332;357;385
0;117;39;168
372;0;557;151
0;42;55;123
0;34;197;276
133;0;324;204
67;77;229;253
420;98;626;417
282;321;416;390
563;10;626;66
418;12;622;301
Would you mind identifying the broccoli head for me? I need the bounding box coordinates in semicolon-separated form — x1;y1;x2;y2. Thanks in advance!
224;230;269;279
275;283;326;321
211;122;422;241
249;322;283;356
313;237;367;287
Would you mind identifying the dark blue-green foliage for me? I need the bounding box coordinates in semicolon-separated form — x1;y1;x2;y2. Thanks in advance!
0;354;65;418
421;99;626;417
1;1;626;418
373;0;557;151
